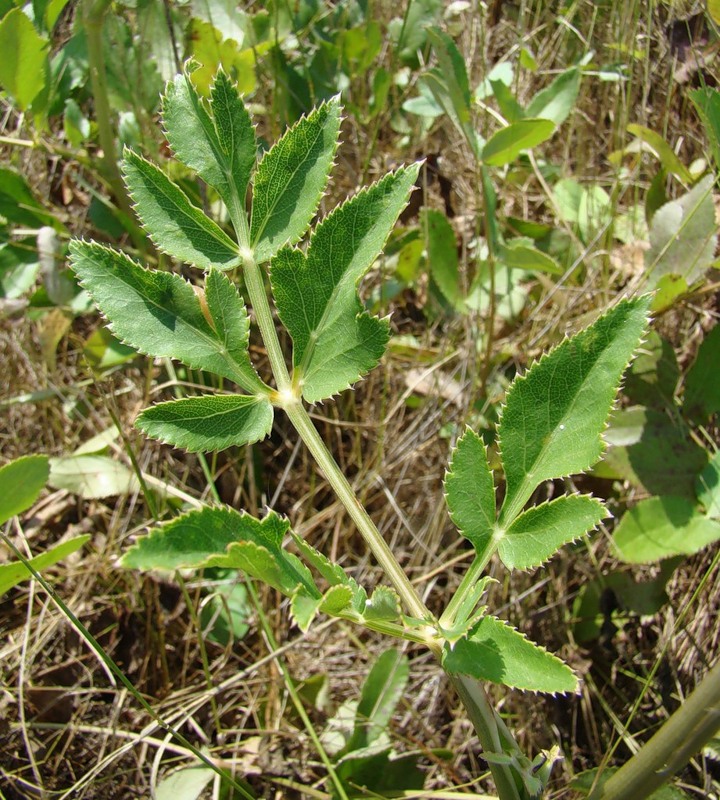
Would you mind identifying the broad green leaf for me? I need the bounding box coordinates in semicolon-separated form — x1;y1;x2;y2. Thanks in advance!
626;124;693;183
320;584;355;615
499;296;651;525
499;495;606;569
444;429;496;555
421;208;463;309
122;149;240;271
482;118;556;166
364;586;401;622
614;496;720;563
69;242;266;394
684;323;720;420
644;175;717;291
443;615;577;693
49;455;138;498
0;455;50;525
0;535;90;595
696;450;720;519
250;97;341;262
162;68;255;238
689;87;720;172
271;165;419;402
347;649;409;752
122;507;318;603
526;68;581;126
499;240;562;275
0;9;48;110
136;394;273;452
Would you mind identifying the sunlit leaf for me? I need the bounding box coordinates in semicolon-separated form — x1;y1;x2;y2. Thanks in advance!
0;455;50;525
482;118;555;166
0;535;90;595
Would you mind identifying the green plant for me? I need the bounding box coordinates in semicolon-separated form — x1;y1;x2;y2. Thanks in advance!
68;63;720;800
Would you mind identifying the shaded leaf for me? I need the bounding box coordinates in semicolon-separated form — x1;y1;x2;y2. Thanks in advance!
624;330;679;408
684;323;720;420
0;535;90;596
271;165;419;402
136;394;273;452
443;615;577;693
49;454;137;498
122;149;240;270
613;496;720;564
696;450;720;519
499;297;651;525
421;208;463;309
251;98;341;262
0;455;50;526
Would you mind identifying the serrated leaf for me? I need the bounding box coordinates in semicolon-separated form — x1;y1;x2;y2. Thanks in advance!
320;584;355;615
49;455;138;498
482;118;556;166
443;615;577;693
122;507;319;601
644;175;717;290
364;586;401;622
445;429;496;554
346;649;409;753
69;242;266;394
684;323;720;420
122;149;240;271
499;296;651;525
696;450;720;519
0;9;48;111
613;496;720;564
500;495;606;569
136;394;273;452
0;455;50;526
250;98;341;262
162;69;254;240
271;165;419;402
0;535;90;596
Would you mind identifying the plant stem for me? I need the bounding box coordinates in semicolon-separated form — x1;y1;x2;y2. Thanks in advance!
589;658;720;800
439;547;493;629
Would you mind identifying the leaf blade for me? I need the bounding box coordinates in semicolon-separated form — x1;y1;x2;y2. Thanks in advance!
0;455;50;526
482;118;556;166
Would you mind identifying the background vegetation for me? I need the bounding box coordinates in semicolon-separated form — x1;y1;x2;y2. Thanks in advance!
1;1;719;798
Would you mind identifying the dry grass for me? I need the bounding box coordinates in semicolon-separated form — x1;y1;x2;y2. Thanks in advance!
2;1;720;798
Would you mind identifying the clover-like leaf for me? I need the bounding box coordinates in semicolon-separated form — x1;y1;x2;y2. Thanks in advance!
69;242;266;394
136;394;273;452
443;615;577;693
499;296;651;525
251;97;341;262
271;165;420;402
122;148;240;270
499;495;606;569
162;68;256;241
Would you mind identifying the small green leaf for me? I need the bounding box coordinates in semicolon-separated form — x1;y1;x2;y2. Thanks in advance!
251;97;341;262
49;455;138;498
347;649;409;752
320;584;355;615
364;586;402;622
613;496;720;564
0;455;50;526
645;175;717;291
69;242;265;394
292;590;322;632
162;68;255;239
0;535;90;596
443;615;577;693
136;394;273;452
482;118;556;166
271;165;419;402
445;429;496;555
684;323;720;420
122;149;240;271
696;450;720;519
499;296;651;525
499;239;563;275
421;208;463;309
526;68;581;126
500;495;606;569
0;9;48;110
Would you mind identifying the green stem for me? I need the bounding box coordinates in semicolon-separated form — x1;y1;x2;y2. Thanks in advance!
589;658;720;800
439;546;494;630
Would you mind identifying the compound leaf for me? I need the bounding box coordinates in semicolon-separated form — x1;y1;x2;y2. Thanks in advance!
445;428;496;556
613;496;720;564
136;394;273;452
0;455;49;526
162;68;254;240
499;494;606;569
271;165;419;402
123;148;240;271
69;242;265;394
499;296;651;525
443;615;577;693
251;97;341;262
